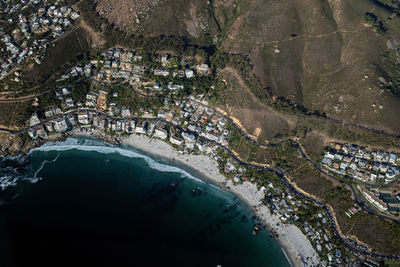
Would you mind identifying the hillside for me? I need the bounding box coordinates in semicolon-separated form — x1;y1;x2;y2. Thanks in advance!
91;0;400;135
2;0;400;259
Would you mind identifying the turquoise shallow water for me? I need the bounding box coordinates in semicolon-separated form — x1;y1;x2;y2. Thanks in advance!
0;137;290;267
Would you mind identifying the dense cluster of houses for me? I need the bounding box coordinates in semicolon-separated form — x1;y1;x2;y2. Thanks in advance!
94;48;144;83
26;45;219;149
57;48;145;84
29;98;229;154
321;143;400;184
0;0;79;80
264;183;344;266
152;53;209;78
57;48;144;83
28;77;231;157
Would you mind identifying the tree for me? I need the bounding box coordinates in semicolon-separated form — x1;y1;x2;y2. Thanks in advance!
363;12;377;24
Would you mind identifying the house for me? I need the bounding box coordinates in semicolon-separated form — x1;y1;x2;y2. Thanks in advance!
111;60;119;69
332;162;340;169
170;133;184;146
325;151;335;160
218;118;226;127
385;167;398;181
36;125;48;139
77;112;89;125
365;163;373;169
93;115;107;130
129;120;136;133
135;121;147;134
153;127;168;140
389;153;397;164
340;162;348;170
96;91;108;111
334;143;342;150
334;153;343;161
171;117;180;126
343;155;352;163
185;69;194;78
358;158;367;168
53;117;68;132
29;113;40;126
380;163;389;173
166;111;175;122
116;120;124;132
61;87;72;95
147;121;156;135
121;108;131;118
224;161;237;173
196;64;209;75
153;68;169;76
44;122;54;132
182;132;196;148
161;54;169;66
157;110;167;119
65;97;74;108
66;114;77;126
28;128;37;139
153;124;168;140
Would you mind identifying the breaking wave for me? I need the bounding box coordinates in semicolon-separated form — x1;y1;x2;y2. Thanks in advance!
21;177;39;184
30;138;205;184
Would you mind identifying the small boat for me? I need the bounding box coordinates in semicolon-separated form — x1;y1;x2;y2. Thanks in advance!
253;224;260;235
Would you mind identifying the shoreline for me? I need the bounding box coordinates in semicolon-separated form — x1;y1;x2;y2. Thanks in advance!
121;134;320;267
68;128;319;267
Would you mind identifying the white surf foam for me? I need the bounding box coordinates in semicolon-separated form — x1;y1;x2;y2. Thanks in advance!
31;142;205;184
21;177;39;184
33;154;60;180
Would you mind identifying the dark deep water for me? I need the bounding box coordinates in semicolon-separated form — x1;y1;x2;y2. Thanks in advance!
0;138;290;267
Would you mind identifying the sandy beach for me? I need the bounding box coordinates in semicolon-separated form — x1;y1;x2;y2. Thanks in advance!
71;129;319;267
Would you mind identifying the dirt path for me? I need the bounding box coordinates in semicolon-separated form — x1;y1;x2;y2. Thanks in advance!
0;89;52;103
242;27;369;47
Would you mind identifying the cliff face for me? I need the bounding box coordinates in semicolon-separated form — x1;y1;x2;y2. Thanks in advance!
0;132;46;157
0;132;24;157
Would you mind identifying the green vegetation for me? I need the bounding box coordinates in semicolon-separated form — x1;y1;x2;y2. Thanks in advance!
0;102;33;127
23;27;91;86
363;12;378;24
363;12;387;33
70;81;91;103
105;84;163;113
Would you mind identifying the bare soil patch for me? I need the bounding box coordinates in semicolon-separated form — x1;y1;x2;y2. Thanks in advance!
217;67;290;141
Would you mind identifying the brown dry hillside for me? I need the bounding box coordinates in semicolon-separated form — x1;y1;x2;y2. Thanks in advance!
216;67;291;141
94;0;224;39
221;0;400;134
93;0;400;135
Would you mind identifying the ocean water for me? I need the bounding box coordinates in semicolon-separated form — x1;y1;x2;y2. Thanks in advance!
0;138;290;267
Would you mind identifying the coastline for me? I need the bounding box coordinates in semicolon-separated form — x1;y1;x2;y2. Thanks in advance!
68;128;319;267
